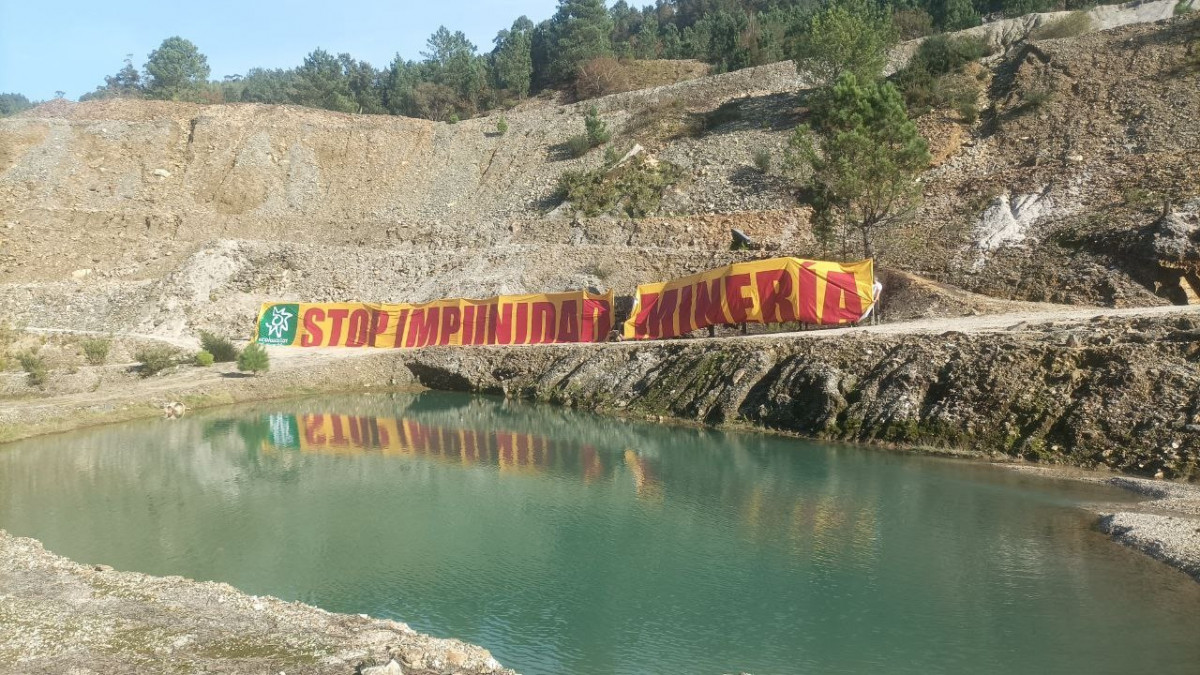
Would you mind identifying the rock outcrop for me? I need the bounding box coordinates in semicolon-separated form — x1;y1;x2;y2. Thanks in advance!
393;313;1200;479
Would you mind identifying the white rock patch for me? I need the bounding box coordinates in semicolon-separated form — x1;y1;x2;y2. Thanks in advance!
973;190;1055;267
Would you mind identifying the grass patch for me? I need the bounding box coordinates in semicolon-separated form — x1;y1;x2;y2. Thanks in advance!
1020;87;1054;113
624;97;702;144
565;134;591;158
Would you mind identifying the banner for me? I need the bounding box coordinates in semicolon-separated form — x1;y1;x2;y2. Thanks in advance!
623;257;874;340
254;290;614;348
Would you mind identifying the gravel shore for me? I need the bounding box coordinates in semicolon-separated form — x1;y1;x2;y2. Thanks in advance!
1006;467;1200;583
1096;478;1200;582
0;531;514;675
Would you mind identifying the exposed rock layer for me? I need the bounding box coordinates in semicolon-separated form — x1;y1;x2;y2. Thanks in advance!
395;313;1200;480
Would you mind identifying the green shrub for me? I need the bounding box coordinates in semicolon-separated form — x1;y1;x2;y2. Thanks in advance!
565;134;592;158
896;36;989;114
496;115;509;135
80;337;111;365
752;148;773;174
1023;88;1054;111
900;70;980;116
893;8;936;40
603;143;622;166
0;320;16;349
911;35;990;77
556;156;683;218
956;100;979;124
1177;0;1195;14
199;331;239;362
237;342;270;375
135;346;178;377
448;112;460;124
18;351;47;387
194;350;214;367
1031;12;1093;40
584;105;611;147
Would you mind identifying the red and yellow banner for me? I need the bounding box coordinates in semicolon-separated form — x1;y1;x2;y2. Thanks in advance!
623;258;874;340
254;290;614;348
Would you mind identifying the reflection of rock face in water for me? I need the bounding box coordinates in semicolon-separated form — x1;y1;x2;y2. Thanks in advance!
2;392;1200;675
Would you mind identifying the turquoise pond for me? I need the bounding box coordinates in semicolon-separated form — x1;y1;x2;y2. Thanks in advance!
2;393;1199;674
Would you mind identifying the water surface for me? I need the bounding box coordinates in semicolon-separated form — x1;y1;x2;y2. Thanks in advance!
1;393;1198;675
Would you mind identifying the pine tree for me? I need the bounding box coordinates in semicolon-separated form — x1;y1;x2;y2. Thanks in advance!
423;27;485;108
584;105;610;147
382;57;421;116
793;0;897;86
660;24;684;59
634;16;661;59
549;0;614;83
144;37;210;101
493;17;535;98
937;0;982;31
238;342;271;375
107;55;142;96
341;55;385;113
294;49;355;112
784;73;930;259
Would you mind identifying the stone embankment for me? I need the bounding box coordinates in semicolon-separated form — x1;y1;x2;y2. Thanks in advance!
399;312;1200;480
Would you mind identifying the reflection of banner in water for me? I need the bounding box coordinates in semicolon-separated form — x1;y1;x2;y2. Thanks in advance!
262;413;664;496
264;413;616;480
623;257;874;339
254;290;614;348
268;413;300;449
624;449;662;501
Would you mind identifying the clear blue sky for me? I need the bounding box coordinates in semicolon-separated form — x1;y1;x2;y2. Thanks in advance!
0;0;561;101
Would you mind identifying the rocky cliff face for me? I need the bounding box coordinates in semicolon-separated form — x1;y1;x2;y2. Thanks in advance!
394;313;1200;479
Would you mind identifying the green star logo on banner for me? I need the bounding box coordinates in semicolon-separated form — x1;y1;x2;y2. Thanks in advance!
256;304;299;346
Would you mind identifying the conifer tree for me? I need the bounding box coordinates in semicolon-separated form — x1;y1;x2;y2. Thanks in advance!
493;17;535;98
549;0;614;83
793;0;897;86
238;342;271;375
144;37;210;100
294;49;355;112
785;73;930;259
